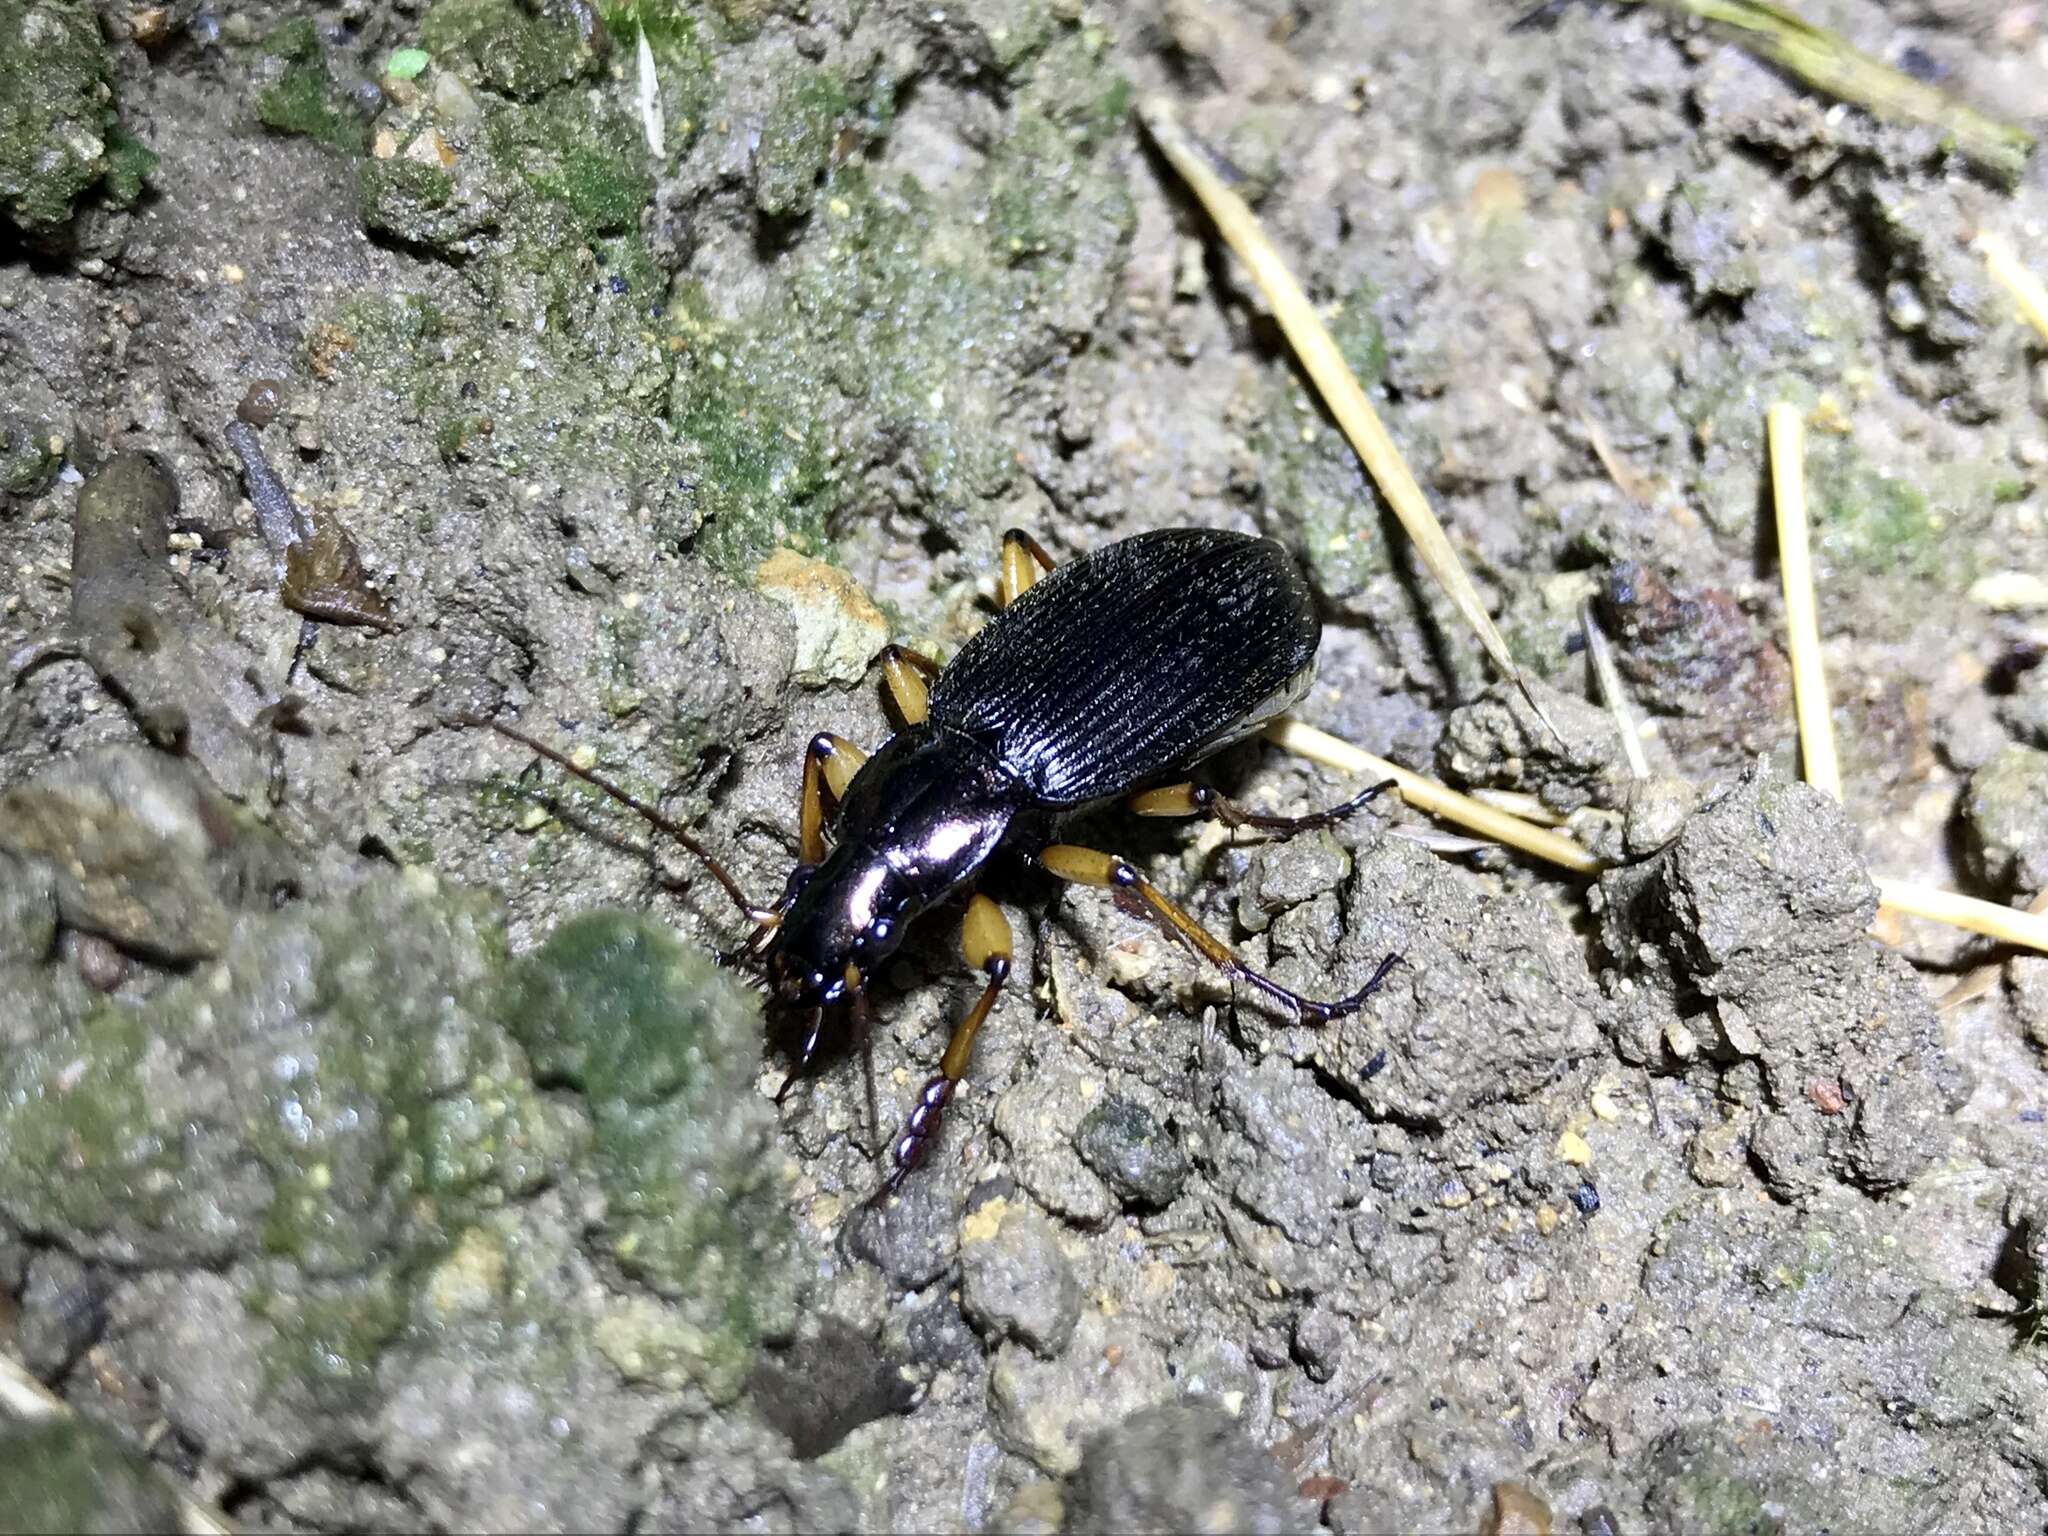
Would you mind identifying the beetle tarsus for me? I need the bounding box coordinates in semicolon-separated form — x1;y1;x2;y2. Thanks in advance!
1283;951;1403;1026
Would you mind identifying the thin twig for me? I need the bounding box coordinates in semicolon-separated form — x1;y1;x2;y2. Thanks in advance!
1138;96;1563;747
1581;599;1650;780
1877;879;2048;955
0;1355;234;1536
1973;232;2048;343
1265;719;1603;874
1768;402;1841;800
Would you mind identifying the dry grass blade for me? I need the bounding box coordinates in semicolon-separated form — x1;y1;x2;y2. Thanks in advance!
1768;403;1841;800
1138;96;1562;746
1973;232;2048;343
0;1355;235;1536
1936;889;2048;1007
1471;787;1567;826
1639;0;2033;186
1265;719;1603;874
1581;414;1657;507
1581;599;1650;780
1878;880;2048;955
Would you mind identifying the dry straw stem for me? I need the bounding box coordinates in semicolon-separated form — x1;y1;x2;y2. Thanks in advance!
1768;403;1842;800
1973;232;2048;343
1265;719;1604;875
1471;787;1567;826
1877;879;2048;953
1638;0;2034;186
1137;96;1562;745
1582;599;1651;780
0;1354;234;1536
1274;714;2048;955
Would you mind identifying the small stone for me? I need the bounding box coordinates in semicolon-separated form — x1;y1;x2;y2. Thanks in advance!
433;70;483;123
1967;571;2048;612
994;1478;1064;1535
1623;776;1696;858
1535;1205;1559;1236
1065;1403;1312;1535
1688;1120;1746;1187
959;1197;1081;1358
67;929;127;991
237;378;286;427
1662;1019;1698;1061
1238;832;1348;933
1715;999;1762;1057
1074;1096;1189;1210
1481;1480;1553;1536
2009;957;2048;1050
1961;746;2048;898
1554;1129;1592;1166
843;1178;956;1290
423;1226;507;1316
753;550;890;687
989;1316;1173;1476
1291;1304;1346;1382
126;5;175;48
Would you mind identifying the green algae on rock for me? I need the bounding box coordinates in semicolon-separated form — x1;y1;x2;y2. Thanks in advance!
253;18;367;155
0;1418;186;1536
419;0;602;101
0;0;122;236
1960;744;2048;900
502;909;800;1399
0;871;554;1272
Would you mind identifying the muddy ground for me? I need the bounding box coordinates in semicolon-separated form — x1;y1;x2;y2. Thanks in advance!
3;0;2048;1530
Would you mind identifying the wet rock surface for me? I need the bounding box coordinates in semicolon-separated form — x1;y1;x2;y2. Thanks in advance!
4;0;2048;1528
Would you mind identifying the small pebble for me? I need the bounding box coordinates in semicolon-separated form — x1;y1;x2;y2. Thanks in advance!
1481;1480;1553;1536
236;379;286;427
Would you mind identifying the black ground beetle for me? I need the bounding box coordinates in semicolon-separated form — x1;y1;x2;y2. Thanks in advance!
475;527;1399;1192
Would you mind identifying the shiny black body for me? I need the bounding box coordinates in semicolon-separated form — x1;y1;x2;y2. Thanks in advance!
766;529;1320;1008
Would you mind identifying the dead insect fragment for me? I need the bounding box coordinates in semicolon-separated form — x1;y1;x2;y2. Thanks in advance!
224;419;398;632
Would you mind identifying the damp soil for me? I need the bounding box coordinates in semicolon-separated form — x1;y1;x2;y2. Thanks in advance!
3;0;2047;1530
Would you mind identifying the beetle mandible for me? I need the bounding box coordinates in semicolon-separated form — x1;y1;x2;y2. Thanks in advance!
476;527;1399;1193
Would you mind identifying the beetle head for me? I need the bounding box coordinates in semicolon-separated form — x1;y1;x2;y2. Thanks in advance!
757;845;912;1014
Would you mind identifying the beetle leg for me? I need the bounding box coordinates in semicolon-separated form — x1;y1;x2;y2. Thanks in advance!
883;893;1013;1193
776;1006;828;1104
879;643;940;727
1037;843;1400;1025
998;527;1058;608
798;731;868;864
1129;777;1399;836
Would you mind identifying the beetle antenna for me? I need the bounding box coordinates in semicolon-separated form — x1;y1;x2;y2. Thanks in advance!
448;712;768;924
